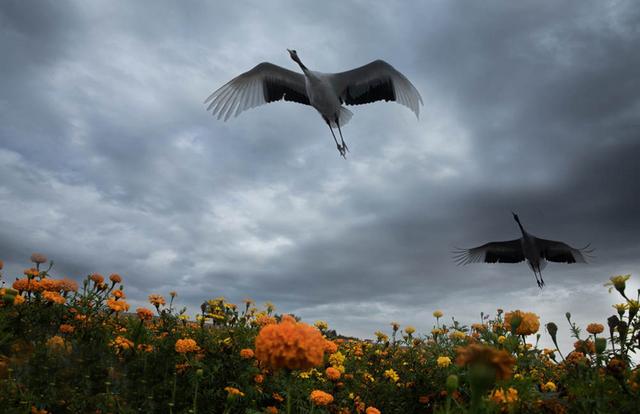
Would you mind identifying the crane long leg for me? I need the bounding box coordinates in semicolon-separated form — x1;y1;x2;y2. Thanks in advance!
335;116;349;153
324;117;345;158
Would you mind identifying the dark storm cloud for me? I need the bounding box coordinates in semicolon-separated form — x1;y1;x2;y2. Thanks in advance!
1;0;639;347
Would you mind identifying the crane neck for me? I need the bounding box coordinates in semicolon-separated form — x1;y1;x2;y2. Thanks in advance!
515;220;526;237
293;56;309;73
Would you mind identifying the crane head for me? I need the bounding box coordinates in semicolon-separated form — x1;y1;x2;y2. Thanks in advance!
511;211;520;223
287;49;300;62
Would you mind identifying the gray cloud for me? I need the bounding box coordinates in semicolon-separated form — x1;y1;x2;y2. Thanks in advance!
1;1;639;351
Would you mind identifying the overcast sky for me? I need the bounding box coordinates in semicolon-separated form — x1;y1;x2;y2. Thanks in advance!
1;1;639;350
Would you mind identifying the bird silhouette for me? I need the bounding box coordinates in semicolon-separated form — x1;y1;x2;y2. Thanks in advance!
453;212;593;288
204;50;423;157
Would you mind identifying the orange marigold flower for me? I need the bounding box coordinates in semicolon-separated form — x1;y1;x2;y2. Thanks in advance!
39;278;60;291
324;340;338;354
456;344;515;380
24;267;39;278
148;294;166;307
58;278;78;292
112;289;126;299
89;273;104;284
13;295;25;305
111;336;134;351
254;374;264;384
12;278;34;292
137;343;154;353
224;386;245;397
265;407;278;414
109;273;122;283
240;348;255;359
504;310;540;335
175;338;199;353
366;408;381;414
59;324;74;334
30;253;48;264
31;406;48;414
326;366;341;381
272;393;285;402
309;390;333;406
136;307;154;321
106;298;130;313
419;395;430;404
255;314;325;371
46;335;67;352
586;323;604;335
43;291;65;305
574;340;595;354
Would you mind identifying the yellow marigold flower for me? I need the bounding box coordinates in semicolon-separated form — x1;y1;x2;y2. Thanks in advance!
374;331;388;342
175;338;199;353
604;274;631;293
329;351;345;367
384;368;399;382
326;366;341;381
109;273;122;284
239;348;254;359
136;307;154;321
498;335;506;344
224;386;245;397
450;331;466;340
456;344;515;380
89;273;104;284
255;314;325;371
314;320;329;330
106;298;130;313
504;310;540;335
309;390;333;406
59;324;74;334
541;381;557;392
490;387;518;404
433;310;443;318
148;294;166;307
43;291;65;305
405;325;416;335
613;303;628;315
431;328;443;336
437;356;452;368
366;408;381;414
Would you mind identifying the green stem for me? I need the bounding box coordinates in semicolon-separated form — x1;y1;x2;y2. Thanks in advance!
169;370;177;414
286;380;292;414
193;378;199;414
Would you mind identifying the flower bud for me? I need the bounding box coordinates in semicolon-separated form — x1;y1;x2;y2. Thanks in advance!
196;368;204;378
546;322;558;341
565;312;571;322
617;321;628;343
595;337;607;354
446;374;459;392
607;315;619;338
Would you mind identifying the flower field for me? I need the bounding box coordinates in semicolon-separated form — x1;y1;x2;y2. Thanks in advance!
0;255;639;413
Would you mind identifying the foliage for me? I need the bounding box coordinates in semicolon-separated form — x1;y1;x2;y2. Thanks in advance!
0;256;638;413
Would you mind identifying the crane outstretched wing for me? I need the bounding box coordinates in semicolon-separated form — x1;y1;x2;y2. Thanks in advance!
535;238;592;263
453;239;524;265
205;62;310;121
328;60;423;118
